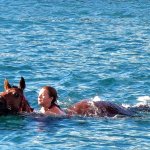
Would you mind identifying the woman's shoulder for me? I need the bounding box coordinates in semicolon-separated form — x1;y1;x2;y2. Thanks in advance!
42;105;66;116
52;105;66;115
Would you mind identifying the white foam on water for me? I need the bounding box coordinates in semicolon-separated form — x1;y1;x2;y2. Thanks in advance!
137;96;150;102
121;103;131;108
92;96;102;102
136;96;150;106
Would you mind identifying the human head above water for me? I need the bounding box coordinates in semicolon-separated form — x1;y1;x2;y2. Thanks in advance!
40;86;58;105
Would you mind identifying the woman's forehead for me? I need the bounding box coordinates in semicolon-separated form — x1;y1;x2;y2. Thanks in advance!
39;88;47;95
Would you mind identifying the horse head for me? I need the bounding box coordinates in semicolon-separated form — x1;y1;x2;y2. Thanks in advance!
0;77;33;115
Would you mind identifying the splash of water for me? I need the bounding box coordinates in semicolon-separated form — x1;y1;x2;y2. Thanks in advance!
92;96;102;102
136;96;150;106
121;103;131;109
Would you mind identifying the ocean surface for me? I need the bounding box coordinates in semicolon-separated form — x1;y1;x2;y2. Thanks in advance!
0;0;150;149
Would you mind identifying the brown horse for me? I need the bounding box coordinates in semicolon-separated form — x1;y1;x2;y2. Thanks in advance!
66;100;134;117
0;77;33;115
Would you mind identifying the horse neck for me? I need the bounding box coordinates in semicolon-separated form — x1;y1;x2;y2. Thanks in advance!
19;96;33;113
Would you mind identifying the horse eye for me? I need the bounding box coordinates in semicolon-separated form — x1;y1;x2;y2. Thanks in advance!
14;93;19;98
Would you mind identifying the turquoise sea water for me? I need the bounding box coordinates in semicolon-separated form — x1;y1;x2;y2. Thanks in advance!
0;0;150;149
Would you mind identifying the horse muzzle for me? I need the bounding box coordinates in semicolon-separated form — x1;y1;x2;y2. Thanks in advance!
0;95;11;115
0;96;7;110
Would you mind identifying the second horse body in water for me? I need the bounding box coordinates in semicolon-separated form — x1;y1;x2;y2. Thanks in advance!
66;100;135;117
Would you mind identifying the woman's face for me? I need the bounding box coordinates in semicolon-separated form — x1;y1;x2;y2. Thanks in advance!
38;88;53;107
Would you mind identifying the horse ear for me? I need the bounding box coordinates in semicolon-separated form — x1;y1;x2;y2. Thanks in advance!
4;79;11;90
19;77;26;90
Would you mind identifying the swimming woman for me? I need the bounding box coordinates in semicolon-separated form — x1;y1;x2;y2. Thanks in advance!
38;86;66;116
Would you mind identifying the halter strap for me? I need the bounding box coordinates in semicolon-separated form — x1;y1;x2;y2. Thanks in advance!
19;95;34;113
19;95;26;112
